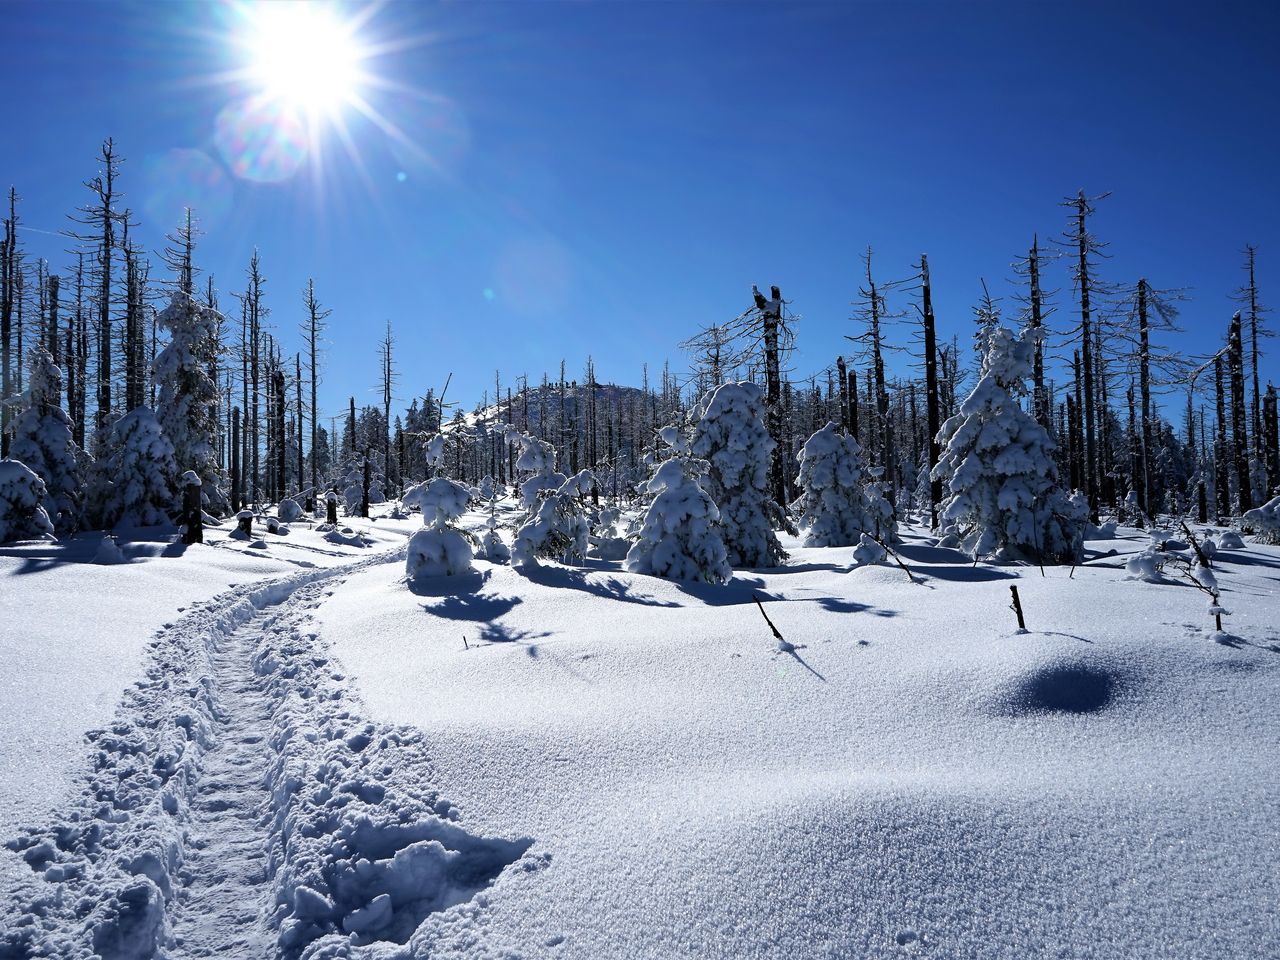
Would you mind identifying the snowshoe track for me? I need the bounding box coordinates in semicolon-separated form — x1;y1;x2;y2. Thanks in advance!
2;547;539;960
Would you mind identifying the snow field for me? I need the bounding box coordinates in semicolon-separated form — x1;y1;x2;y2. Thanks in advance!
315;524;1280;959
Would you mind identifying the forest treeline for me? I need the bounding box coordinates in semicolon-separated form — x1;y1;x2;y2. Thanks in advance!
1;140;1278;550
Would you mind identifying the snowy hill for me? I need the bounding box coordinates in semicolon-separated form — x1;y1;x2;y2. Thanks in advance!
448;381;654;434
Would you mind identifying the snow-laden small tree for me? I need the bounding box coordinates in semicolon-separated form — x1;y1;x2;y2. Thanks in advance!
0;459;56;543
791;422;894;547
515;433;566;509
932;323;1085;564
403;476;474;579
1243;495;1280;544
625;426;731;583
691;381;785;568
98;407;179;529
154;289;228;516
9;347;82;533
478;504;511;564
512;469;593;568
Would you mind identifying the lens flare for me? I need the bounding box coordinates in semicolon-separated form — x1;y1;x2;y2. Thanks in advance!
214;95;309;183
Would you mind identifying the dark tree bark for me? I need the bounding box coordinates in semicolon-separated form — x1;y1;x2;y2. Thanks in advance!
1229;312;1252;510
1264;383;1279;494
921;254;941;528
1064;190;1101;521
1214;354;1231;519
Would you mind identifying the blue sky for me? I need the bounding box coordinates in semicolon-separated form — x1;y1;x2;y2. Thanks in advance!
4;0;1278;424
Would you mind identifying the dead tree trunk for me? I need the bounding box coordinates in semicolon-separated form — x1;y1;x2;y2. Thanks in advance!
921;254;941;528
1229;312;1252;510
1214;354;1231;519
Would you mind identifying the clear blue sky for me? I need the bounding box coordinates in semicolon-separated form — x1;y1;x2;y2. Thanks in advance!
4;0;1278;425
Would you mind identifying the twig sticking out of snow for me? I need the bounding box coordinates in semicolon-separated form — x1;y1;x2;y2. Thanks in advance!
1009;585;1028;633
753;593;794;653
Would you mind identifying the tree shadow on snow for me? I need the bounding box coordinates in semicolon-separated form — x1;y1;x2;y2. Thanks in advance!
421;591;523;622
407;569;491;598
518;564;679;607
674;575;783;607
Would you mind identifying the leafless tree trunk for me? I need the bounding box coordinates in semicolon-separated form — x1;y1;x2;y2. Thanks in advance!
1229;312;1252;510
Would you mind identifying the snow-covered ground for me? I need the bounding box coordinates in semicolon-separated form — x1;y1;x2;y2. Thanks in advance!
0;510;417;915
2;510;1278;958
317;522;1280;959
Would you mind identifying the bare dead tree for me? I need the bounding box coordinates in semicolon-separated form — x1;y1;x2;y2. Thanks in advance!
1056;189;1113;521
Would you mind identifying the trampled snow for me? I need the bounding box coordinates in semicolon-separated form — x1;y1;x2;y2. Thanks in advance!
0;511;418;915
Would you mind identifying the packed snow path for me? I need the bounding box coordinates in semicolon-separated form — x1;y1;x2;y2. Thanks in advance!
165;611;280;958
2;549;537;959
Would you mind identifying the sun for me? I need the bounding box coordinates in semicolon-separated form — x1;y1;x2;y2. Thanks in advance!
240;2;367;115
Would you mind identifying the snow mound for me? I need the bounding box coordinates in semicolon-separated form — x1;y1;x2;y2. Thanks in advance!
278;499;304;523
1217;529;1246;550
93;534;127;565
325;528;368;548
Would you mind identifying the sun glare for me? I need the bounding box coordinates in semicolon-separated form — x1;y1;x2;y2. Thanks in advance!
243;2;365;114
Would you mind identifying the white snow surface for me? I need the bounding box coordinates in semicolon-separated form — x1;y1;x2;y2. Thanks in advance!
2;509;1278;959
315;524;1280;959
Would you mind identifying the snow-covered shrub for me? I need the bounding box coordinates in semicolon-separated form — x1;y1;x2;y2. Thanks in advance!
1242;496;1280;544
625;426;731;584
0;459;55;543
1085;519;1118;540
931;323;1084;564
515;433;566;510
97;407;178;530
1218;528;1246;550
278;498;304;523
9;347;82;533
589;506;631;561
154;290;229;516
863;468;898;544
404;477;474;579
792;423;884;547
1125;545;1165;582
93;533;126;564
935;522;961;549
852;532;887;567
691;382;785;568
512;470;593;568
478;515;511;564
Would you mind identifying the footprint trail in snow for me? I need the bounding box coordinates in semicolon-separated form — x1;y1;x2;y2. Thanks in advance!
167;613;278;958
2;552;540;960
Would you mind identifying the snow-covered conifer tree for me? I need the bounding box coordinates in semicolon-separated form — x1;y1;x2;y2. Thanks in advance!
515;433;566;509
791;422;891;547
931;323;1084;563
512;470;593;568
625;425;731;583
9;347;82;533
691;382;785;567
98;407;178;529
403;477;474;579
154;289;228;516
0;460;55;543
1243;495;1280;544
